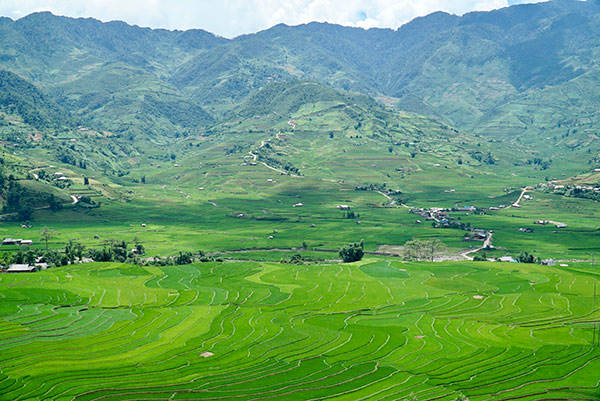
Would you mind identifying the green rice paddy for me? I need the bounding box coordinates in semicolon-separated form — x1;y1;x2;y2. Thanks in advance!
0;259;598;400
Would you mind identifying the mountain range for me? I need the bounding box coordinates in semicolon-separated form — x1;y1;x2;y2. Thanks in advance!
0;0;599;181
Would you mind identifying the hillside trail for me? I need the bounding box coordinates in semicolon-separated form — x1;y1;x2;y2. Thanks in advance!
377;191;397;206
0;194;78;220
505;187;529;208
248;135;339;182
461;233;493;260
29;165;55;180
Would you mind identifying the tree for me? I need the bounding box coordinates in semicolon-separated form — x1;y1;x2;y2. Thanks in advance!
339;241;364;263
174;251;193;265
425;239;445;262
65;240;86;262
403;238;446;261
40;227;57;252
109;240;128;262
84;176;89;185
48;194;62;211
0;252;11;267
472;252;487;261
18;207;34;221
517;251;538;264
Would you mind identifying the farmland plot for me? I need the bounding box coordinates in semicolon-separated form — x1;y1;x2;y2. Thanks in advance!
0;260;598;400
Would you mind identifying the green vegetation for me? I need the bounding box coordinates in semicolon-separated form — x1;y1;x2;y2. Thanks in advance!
339;240;364;262
0;259;598;400
0;3;600;398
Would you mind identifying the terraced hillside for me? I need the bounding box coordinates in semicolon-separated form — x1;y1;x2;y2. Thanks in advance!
0;260;598;400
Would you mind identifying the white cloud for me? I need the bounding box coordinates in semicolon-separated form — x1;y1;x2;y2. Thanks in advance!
0;0;544;38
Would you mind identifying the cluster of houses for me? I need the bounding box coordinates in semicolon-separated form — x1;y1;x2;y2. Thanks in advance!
53;172;70;182
2;238;33;246
410;206;478;224
1;238;44;273
534;220;567;228
409;207;491;243
410;207;451;222
543;182;600;193
496;257;566;266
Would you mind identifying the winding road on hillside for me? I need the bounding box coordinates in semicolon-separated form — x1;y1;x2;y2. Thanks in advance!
248;142;293;176
505;187;529;208
0;195;79;220
29;165;55;180
461;233;493;260
249;135;340;182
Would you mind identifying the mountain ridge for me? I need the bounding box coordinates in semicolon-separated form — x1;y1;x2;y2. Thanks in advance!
0;1;599;173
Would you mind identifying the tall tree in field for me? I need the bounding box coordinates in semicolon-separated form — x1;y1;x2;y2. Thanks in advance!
40;227;57;252
404;238;445;261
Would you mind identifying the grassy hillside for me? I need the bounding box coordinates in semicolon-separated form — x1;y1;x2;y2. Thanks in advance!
0;70;71;129
1;2;600;159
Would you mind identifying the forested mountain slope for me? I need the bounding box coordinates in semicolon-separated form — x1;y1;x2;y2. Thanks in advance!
0;0;599;171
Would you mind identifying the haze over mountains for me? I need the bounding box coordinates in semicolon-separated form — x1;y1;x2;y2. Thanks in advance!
0;0;599;162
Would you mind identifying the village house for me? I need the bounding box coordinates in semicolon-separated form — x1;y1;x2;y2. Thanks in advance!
473;232;487;240
2;238;33;246
5;264;37;273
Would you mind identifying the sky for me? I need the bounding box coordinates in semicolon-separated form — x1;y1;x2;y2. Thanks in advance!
0;0;543;38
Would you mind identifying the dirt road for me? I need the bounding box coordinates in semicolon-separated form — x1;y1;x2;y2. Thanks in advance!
461;233;493;260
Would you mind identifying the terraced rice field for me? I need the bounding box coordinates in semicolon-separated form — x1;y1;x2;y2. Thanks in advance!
0;260;598;400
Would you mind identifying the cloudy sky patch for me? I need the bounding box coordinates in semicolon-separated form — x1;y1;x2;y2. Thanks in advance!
0;0;543;38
